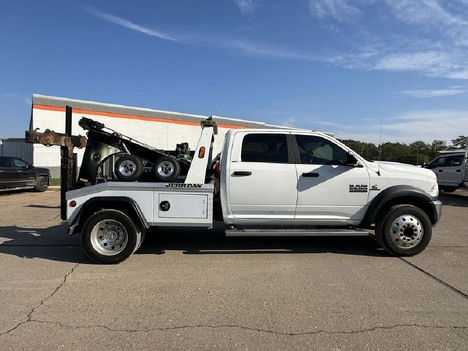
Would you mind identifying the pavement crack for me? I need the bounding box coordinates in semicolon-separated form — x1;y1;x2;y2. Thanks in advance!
0;256;85;338
10;321;468;337
400;258;468;300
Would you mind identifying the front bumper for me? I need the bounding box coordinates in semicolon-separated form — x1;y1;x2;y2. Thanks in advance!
432;200;443;225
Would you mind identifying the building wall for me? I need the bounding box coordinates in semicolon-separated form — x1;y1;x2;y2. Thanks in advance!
0;139;33;163
30;94;280;178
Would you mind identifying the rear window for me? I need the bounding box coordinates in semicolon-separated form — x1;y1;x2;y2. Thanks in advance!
0;157;11;167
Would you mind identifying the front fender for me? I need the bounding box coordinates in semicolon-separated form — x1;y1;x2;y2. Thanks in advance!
362;185;440;227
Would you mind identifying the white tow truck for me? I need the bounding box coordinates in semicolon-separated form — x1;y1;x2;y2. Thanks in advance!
58;115;442;264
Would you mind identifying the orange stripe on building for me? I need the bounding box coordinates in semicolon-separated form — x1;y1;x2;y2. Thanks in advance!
33;104;248;130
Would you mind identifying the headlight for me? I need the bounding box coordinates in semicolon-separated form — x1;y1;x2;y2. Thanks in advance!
428;182;439;199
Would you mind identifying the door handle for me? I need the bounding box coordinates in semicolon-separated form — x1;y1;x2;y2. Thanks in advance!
302;172;319;177
438;170;443;172
456;169;461;172
233;171;252;176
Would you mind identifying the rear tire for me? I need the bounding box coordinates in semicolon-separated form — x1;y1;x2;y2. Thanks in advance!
81;209;140;264
375;205;432;256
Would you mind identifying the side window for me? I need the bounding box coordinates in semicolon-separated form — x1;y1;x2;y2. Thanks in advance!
0;158;11;167
429;157;447;168
241;134;289;163
295;135;348;165
12;158;29;168
448;156;463;167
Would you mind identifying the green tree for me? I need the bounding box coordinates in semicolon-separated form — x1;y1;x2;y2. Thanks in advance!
339;139;379;160
430;140;446;153
409;141;430;165
380;142;413;164
450;136;466;149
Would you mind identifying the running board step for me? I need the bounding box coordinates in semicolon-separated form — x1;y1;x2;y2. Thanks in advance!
225;228;370;237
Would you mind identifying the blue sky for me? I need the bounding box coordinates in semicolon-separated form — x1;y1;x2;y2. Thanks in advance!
1;0;467;144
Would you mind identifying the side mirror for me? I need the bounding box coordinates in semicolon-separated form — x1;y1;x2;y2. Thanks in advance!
346;152;358;166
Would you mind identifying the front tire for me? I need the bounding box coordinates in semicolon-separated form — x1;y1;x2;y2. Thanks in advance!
440;186;457;193
375;205;432;256
35;175;49;192
81;209;141;264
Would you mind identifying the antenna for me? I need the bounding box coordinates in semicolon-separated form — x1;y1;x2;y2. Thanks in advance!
377;120;382;176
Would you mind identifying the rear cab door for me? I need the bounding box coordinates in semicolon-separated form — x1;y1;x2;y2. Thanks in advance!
443;154;463;187
222;131;298;223
0;157;19;189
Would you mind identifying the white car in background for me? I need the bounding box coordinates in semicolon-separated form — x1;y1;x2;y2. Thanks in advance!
425;152;465;192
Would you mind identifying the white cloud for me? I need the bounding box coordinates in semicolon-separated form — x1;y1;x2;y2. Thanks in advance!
372;51;468;79
230;40;320;60
397;89;467;98
85;7;320;62
2;94;31;105
386;0;468;28
235;0;257;15
85;4;468;80
330;110;468;144
85;7;180;42
309;1;468;80
308;0;365;22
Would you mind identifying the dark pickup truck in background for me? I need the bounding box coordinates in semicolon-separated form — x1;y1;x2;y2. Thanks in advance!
0;156;50;192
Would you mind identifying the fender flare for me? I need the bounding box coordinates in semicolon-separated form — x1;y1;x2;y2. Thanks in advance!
362;185;438;227
69;196;149;235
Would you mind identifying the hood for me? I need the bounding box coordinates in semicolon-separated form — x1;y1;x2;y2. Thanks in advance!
367;161;436;180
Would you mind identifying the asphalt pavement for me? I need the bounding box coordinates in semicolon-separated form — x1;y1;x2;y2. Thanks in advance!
0;189;467;350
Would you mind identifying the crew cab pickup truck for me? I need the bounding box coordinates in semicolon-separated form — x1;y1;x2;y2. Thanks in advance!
64;118;442;264
425;152;465;192
0;156;50;192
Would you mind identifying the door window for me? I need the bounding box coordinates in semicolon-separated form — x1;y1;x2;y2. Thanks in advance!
11;158;29;168
447;156;463;167
429;157;447;168
241;134;289;163
295;135;348;165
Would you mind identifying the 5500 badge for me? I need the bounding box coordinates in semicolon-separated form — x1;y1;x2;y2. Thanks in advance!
349;184;368;193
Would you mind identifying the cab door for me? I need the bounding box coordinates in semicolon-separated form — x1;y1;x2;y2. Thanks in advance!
0;157;18;188
226;132;297;222
443;155;463;187
293;134;370;225
11;157;36;187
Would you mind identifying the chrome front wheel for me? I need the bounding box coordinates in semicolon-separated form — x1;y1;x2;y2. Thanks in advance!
375;205;432;256
388;214;424;249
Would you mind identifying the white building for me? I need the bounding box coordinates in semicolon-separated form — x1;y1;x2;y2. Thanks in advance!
30;94;280;177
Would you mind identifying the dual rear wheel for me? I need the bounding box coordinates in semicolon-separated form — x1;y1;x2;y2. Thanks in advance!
81;209;144;264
